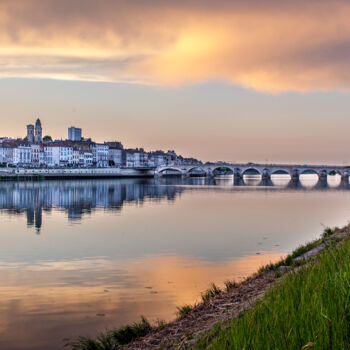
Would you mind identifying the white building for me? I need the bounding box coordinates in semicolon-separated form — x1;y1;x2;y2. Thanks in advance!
58;143;73;166
108;147;123;166
1;146;15;165
126;152;135;167
125;150;148;167
133;152;148;167
0;146;8;164
44;145;60;167
83;152;93;167
149;151;171;167
13;145;32;165
91;143;109;167
31;144;41;166
72;149;80;166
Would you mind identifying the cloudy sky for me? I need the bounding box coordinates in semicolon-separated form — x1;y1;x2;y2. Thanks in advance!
1;0;350;163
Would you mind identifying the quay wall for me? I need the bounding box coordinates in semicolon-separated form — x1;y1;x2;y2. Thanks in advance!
0;167;155;180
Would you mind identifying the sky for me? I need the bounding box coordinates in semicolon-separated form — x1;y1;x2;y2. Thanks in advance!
1;0;350;164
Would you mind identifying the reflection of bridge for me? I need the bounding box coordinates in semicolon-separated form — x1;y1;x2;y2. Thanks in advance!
156;163;350;180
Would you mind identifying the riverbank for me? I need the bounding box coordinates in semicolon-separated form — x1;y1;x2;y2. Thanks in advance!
69;224;350;349
0;167;155;180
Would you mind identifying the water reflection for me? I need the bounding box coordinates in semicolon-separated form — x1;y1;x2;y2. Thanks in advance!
299;174;319;188
0;176;350;233
0;252;282;350
271;174;291;187
327;174;342;188
243;174;262;186
0;179;184;233
214;177;234;186
1;177;350;350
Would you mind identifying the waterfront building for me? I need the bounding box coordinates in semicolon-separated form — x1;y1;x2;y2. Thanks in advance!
43;141;74;167
0;141;15;164
108;147;123;166
134;151;148;167
72;148;80;166
44;144;60;166
125;151;135;167
91;143;109;167
57;142;73;166
30;144;41;166
149;150;171;167
34;118;42;144
68;127;82;141
0;146;7;164
27;124;35;144
83;152;93;167
125;149;148;167
13;142;31;165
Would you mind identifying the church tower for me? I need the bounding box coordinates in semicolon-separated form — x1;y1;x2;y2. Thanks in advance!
27;124;34;143
35;118;42;143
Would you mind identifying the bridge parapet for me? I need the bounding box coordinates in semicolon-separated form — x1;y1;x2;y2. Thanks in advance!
155;164;350;180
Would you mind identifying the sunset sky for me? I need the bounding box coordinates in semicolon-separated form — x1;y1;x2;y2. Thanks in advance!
1;0;350;163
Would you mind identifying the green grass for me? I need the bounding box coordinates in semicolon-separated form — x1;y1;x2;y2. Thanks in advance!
192;238;350;350
69;316;151;350
224;280;238;292
201;283;222;302
177;304;194;318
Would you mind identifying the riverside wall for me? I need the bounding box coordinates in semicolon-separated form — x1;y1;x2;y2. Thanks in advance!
0;167;155;180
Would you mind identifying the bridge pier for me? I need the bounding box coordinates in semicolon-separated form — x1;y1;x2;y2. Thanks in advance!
341;170;349;182
319;169;328;181
262;168;270;180
291;169;299;181
234;168;242;179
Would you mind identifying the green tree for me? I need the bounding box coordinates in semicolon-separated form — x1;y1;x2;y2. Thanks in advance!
43;135;52;141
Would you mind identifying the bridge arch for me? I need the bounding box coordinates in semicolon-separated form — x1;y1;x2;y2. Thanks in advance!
212;166;234;176
328;169;342;176
300;169;320;176
271;169;290;175
186;166;206;176
158;167;183;176
242;167;261;176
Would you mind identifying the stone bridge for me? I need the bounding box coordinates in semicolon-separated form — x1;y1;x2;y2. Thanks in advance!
156;163;350;180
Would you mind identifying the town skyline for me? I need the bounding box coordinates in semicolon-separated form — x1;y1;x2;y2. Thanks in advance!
0;118;202;168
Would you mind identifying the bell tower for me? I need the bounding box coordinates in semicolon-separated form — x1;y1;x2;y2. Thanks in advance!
27;124;34;143
35;118;42;143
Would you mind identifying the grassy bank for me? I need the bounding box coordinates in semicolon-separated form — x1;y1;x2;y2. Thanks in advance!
69;227;350;349
193;236;350;349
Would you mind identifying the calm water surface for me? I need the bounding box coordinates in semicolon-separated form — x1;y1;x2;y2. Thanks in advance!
1;175;350;349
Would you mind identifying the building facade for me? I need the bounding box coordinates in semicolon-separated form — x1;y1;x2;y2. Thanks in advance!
27;124;35;144
34;118;42;144
13;144;31;165
91;143;109;167
68;127;82;141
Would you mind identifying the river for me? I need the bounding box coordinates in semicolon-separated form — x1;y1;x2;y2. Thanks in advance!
0;175;350;349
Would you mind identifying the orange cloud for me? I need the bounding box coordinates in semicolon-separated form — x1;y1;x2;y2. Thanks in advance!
1;0;350;91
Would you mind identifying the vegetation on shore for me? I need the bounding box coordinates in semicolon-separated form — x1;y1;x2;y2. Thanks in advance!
69;316;152;350
69;226;349;349
193;231;350;349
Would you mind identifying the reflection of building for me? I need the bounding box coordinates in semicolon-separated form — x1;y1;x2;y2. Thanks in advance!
0;179;183;232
